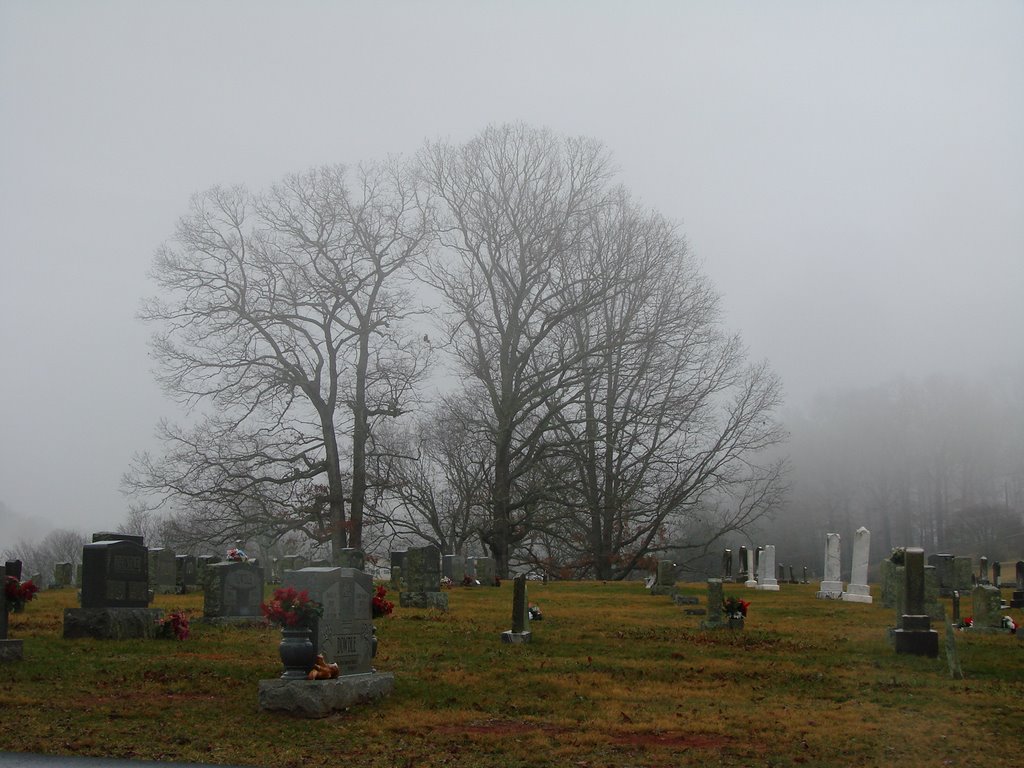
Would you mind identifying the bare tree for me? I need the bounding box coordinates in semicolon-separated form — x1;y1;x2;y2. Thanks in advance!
3;528;87;584
371;397;490;555
418;123;617;576
536;192;787;579
124;162;431;559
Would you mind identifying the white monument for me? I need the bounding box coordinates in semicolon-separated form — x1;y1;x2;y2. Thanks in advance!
842;527;872;603
757;544;780;591
745;546;759;589
816;533;844;599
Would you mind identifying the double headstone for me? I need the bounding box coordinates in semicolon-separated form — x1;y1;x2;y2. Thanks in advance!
501;575;531;643
202;561;265;622
892;547;938;657
64;538;162;639
398;545;449;610
843;527;872;603
816;533;844;599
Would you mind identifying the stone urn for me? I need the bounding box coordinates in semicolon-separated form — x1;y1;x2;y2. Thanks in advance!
278;626;316;680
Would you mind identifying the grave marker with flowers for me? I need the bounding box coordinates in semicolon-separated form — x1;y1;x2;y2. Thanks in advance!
2;564;32;661
259;570;395;717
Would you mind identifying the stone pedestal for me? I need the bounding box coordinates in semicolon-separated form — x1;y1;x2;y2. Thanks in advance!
63;607;164;640
258;673;395;717
893;614;939;657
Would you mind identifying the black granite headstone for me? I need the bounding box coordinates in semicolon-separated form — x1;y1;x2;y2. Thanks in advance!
81;540;150;609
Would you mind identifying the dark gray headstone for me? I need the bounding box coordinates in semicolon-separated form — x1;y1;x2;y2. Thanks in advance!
81;540;150;609
971;584;1003;629
737;546;748;581
501;574;531;643
4;561;22;581
148;548;177;594
992;561;1001;588
53;562;73;587
175;555;197;588
404;545;441;592
721;549;732;578
703;578;724;629
335;548;365;571
893;547;938;656
202;562;264;619
952;557;973;591
978;556;989;585
283;567;373;673
1;565;8;639
443;554;465;583
474;557;496;587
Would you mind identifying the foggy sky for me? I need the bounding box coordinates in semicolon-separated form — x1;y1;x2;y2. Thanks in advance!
2;1;1022;536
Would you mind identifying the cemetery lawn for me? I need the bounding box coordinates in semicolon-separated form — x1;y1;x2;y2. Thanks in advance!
3;582;1023;768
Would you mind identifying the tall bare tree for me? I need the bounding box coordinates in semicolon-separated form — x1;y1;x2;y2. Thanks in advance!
539;193;787;579
418;124;617;576
125;162;431;558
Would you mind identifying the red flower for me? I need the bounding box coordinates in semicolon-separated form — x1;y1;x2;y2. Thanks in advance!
260;587;322;628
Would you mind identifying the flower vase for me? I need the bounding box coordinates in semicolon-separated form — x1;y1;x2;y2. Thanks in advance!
279;626;316;680
728;615;745;630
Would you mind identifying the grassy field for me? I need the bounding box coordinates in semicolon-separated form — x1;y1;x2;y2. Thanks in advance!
1;580;1022;767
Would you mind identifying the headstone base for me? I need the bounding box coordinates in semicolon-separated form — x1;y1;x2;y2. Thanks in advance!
649;585;676;596
63;608;164;640
757;580;780;591
744;580;758;589
258;672;395;717
672;595;700;605
399;591;449;610
500;630;532;644
0;639;24;662
842;591;873;604
893;628;939;657
816;580;844;599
